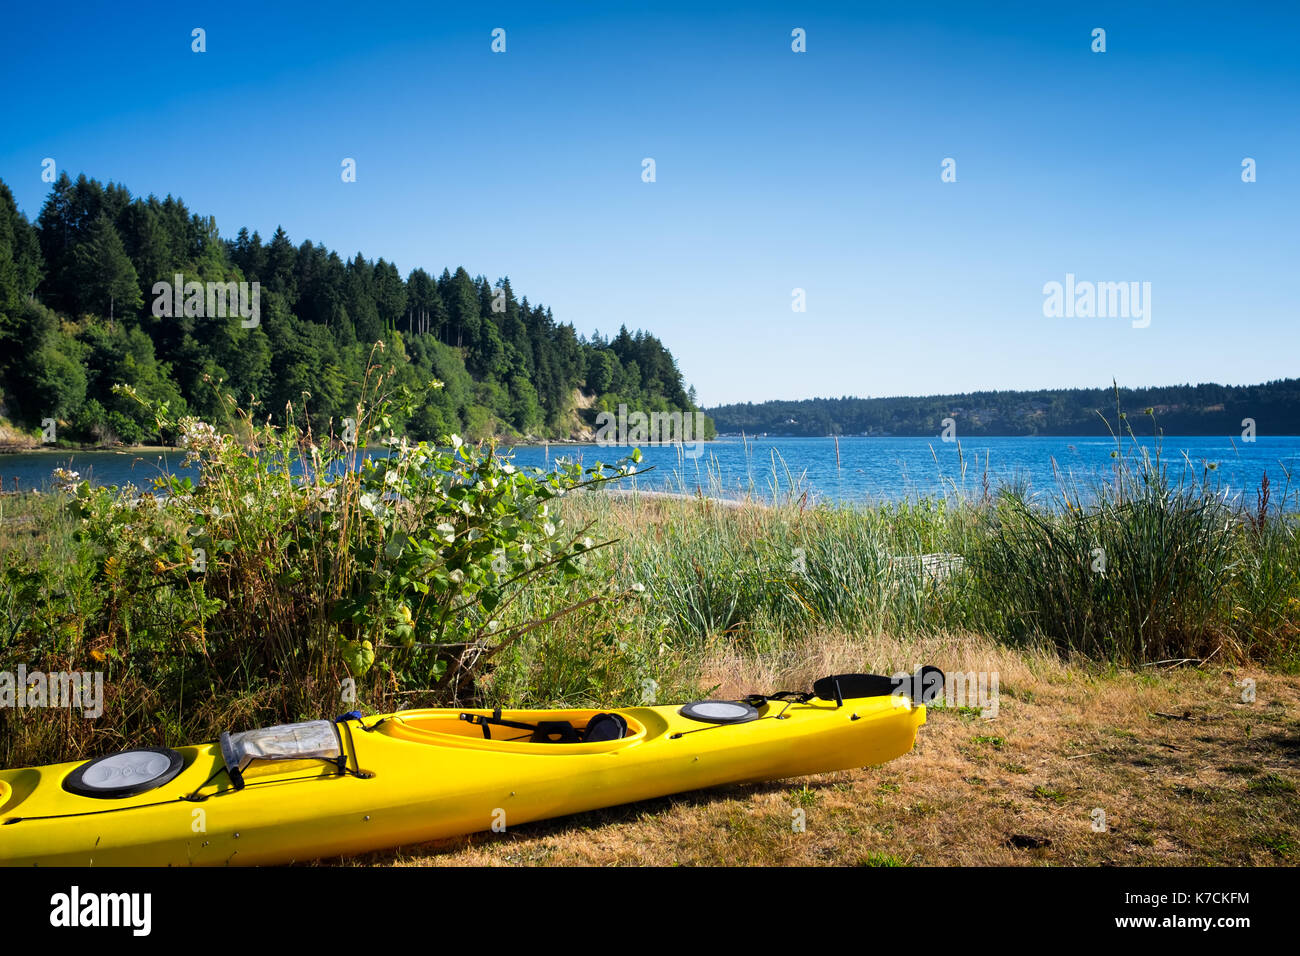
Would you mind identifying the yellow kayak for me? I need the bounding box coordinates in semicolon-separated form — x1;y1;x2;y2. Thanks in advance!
0;670;940;866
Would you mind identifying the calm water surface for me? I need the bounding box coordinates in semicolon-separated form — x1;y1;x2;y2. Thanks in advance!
3;435;1297;508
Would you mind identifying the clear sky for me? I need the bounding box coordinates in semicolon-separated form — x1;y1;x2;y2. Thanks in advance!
1;1;1296;405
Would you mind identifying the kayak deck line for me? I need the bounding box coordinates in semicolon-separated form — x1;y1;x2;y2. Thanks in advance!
0;668;944;866
3;762;372;825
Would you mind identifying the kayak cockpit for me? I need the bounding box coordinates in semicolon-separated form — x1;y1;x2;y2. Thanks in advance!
371;707;648;753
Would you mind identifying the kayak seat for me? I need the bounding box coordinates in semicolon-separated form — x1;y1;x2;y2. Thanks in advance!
582;712;629;743
532;714;628;743
531;721;582;744
460;709;629;744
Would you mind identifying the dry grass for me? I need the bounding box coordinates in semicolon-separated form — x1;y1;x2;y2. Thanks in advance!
336;630;1300;867
0;421;37;452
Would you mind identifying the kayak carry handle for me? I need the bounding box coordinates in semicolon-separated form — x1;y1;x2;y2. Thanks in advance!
218;732;246;791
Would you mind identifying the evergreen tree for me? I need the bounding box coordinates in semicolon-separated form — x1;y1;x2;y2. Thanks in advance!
0;180;42;315
72;214;142;322
265;226;298;304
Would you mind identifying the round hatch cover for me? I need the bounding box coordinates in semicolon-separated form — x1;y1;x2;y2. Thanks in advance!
63;748;185;799
679;700;760;724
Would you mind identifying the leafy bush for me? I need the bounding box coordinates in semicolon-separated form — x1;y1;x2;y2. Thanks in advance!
1;356;640;763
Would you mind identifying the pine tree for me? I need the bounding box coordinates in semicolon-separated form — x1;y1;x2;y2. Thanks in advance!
0;181;43;315
73;214;142;322
265;227;298;304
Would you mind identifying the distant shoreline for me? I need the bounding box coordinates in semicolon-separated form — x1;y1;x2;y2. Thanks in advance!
0;438;713;456
0;444;174;456
5;432;1300;459
713;432;1300;439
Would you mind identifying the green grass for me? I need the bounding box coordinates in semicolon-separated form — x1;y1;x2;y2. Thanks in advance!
1247;773;1296;796
789;784;821;808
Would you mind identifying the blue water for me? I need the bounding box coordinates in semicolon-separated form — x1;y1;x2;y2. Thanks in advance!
3;435;1298;508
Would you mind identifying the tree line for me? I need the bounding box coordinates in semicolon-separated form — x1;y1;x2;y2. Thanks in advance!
0;173;711;445
707;381;1300;437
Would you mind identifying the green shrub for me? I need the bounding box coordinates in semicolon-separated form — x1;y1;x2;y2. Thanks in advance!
0;356;639;763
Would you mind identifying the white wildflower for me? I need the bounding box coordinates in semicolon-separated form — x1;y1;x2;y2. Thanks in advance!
52;468;81;493
178;418;222;466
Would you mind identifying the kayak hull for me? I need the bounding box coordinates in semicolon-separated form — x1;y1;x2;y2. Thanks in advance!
0;694;926;866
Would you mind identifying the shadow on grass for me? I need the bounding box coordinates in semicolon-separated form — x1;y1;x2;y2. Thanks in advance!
310;776;850;867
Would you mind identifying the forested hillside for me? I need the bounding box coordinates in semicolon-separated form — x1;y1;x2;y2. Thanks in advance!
0;173;710;445
709;381;1300;437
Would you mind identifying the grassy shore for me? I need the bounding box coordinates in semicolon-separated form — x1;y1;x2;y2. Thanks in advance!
0;428;1297;865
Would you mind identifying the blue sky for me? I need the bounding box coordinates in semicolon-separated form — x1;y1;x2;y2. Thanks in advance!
2;1;1296;405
